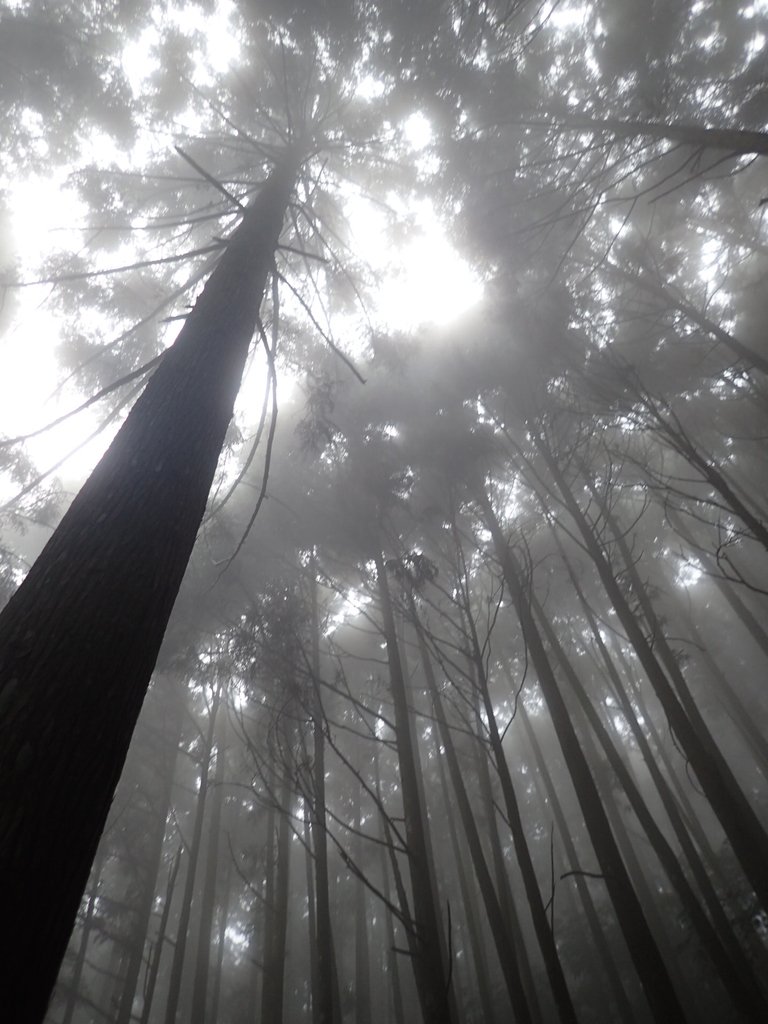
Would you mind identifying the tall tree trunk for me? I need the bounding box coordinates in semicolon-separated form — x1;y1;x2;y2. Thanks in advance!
680;607;768;779
164;684;222;1024
309;560;338;1024
304;807;321;1024
116;680;183;1024
467;684;542;1023
453;538;579;1024
436;746;499;1024
665;505;768;661
531;584;768;1019
140;844;183;1024
374;551;455;1024
532;438;768;910
518;704;638;1024
556;540;768;1001
409;588;534;1024
477;486;688;1023
603;257;768;376
0;153;298;1024
353;782;372;1024
60;845;108;1024
374;742;406;1024
209;848;232;1024
190;711;227;1024
261;773;293;1024
548;114;768;157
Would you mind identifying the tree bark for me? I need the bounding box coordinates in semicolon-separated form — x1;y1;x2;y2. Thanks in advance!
261;772;293;1024
477;485;689;1023
116;679;183;1024
164;683;222;1024
455;539;579;1024
409;588;534;1024
353;782;372;1024
532;585;768;1020
518;704;638;1024
0;152;297;1024
139;844;183;1024
309;561;338;1024
374;551;455;1024
190;711;227;1024
534;438;768;910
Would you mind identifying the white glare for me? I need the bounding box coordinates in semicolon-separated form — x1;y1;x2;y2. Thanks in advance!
346;193;482;330
402;112;433;151
379;234;483;327
676;560;703;588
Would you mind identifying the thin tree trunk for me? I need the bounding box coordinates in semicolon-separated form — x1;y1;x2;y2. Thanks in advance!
116;682;183;1024
164;684;222;1024
533;439;768;910
603;257;768;376
374;743;406;1024
374;551;455;1024
261;773;293;1024
678;604;768;779
453;536;579;1024
309;561;338;1024
545;114;768;157
436;747;499;1024
518;704;638;1024
0;153;298;1024
60;845;108;1024
469;690;542;1024
532;584;768;1020
666;506;768;661
477;485;688;1023
304;808;321;1024
209;831;233;1024
140;844;183;1024
410;589;534;1024
354;782;372;1024
190;711;227;1024
556;540;768;1001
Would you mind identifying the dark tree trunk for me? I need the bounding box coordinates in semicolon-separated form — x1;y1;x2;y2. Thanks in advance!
0;154;297;1024
437;743;500;1024
309;562;339;1024
455;536;579;1024
374;551;455;1024
353;783;372;1024
552;115;768;157
477;486;689;1023
304;808;322;1024
518;704;638;1024
410;589;534;1024
665;506;768;661
116;680;183;1024
164;683;222;1024
190;712;227;1024
60;845;108;1024
555;540;768;1003
467;680;542;1023
374;743;406;1024
532;586;768;1020
140;844;184;1024
534;438;768;910
261;773;293;1024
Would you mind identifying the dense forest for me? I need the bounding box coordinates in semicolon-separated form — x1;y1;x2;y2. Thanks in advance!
1;2;768;1022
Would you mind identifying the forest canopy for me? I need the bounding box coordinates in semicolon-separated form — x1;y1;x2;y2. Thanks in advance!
1;2;768;1023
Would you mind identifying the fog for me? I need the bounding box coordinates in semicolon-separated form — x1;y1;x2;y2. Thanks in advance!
1;3;767;1023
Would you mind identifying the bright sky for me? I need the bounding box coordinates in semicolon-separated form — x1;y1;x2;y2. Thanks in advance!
0;11;483;501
